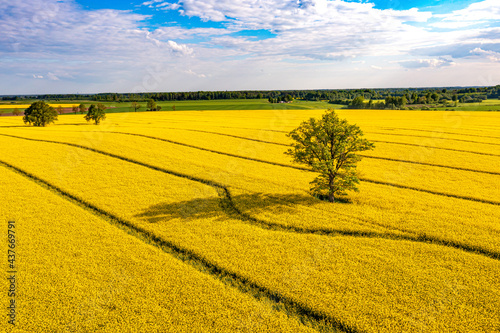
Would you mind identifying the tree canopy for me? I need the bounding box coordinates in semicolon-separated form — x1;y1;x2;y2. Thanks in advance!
146;99;161;111
78;103;86;114
84;103;106;125
23;101;58;127
285;109;375;202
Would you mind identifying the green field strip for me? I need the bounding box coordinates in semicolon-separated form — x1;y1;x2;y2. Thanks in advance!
1;132;498;207
0;159;351;333
378;127;500;140
1;133;500;261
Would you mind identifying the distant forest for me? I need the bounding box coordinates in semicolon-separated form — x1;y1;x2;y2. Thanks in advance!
2;86;500;110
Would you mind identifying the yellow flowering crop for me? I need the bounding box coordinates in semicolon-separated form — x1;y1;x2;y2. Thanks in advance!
0;162;314;333
0;109;499;332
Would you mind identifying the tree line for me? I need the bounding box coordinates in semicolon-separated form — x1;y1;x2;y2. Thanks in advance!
2;86;499;104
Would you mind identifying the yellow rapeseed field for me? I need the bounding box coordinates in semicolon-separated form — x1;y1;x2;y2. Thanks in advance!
0;154;314;333
0;103;77;109
1;109;499;332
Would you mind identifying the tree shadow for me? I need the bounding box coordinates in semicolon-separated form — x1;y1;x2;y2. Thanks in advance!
134;192;325;224
134;197;224;223
312;194;351;204
131;191;500;262
53;123;93;126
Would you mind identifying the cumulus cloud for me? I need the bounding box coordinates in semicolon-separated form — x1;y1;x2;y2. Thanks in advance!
398;58;456;69
157;0;432;31
167;40;194;55
470;47;500;61
146;0;437;63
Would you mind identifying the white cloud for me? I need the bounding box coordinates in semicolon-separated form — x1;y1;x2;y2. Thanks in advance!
470;47;500;62
429;21;487;29
185;69;206;78
398;58;456;69
142;0;163;6
160;0;432;31
434;0;500;28
0;0;199;93
147;0;437;63
33;75;44;79
47;72;59;80
167;40;194;55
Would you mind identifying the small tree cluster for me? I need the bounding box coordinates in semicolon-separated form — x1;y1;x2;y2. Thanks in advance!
347;96;385;109
268;94;292;103
147;99;161;111
384;96;407;109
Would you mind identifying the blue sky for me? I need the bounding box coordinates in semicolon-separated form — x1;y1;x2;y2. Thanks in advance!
0;0;499;94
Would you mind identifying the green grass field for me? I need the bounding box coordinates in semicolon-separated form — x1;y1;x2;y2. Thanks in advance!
2;98;500;114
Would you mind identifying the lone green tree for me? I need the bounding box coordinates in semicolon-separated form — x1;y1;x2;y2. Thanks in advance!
131;102;141;112
147;99;157;111
23;101;58;127
84;103;106;125
78;103;86;114
285;109;375;202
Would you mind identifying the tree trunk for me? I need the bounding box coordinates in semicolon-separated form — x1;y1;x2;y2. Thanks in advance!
328;174;335;203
